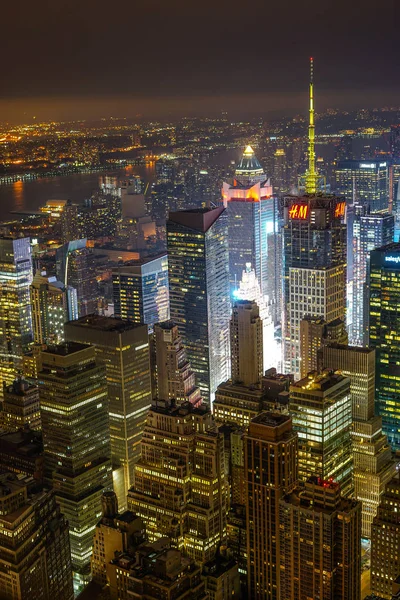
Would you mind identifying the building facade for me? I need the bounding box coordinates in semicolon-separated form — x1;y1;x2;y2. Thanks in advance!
112;253;169;329
289;371;353;497
0;237;33;393
127;399;228;566
279;477;361;600
245;412;298;600
368;243;400;449
1;377;41;432
167;208;230;402
38;343;112;586
65;315;152;508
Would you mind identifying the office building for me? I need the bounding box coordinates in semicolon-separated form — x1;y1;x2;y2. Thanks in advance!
38;343;112;586
371;474;400;599
279;477;362;600
282;60;347;379
0;472;74;600
245;412;297;599
112;253;169;329
290;371;353;497
153;321;201;406
127;399;228;566
221;148;281;323
369;243;400;449
56;239;98;317
30;271;78;345
300;316;347;378
203;554;240;600
230;300;263;386
167;208;230;402
60;200;81;244
1;377;41;432
214;300;269;427
349;212;394;346
318;343;397;538
91;491;146;588
65;315;152;507
335;159;390;213
233;263;280;372
0;237;33;393
0;428;43;482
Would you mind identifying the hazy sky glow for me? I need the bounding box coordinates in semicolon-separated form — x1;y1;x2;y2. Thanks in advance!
2;0;399;123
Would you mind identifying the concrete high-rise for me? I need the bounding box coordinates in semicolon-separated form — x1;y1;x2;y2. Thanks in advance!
153;321;201;406
30;271;78;345
127;399;228;566
0;472;74;600
2;377;41;432
221;147;281;323
318;343;397;538
56;239;97;317
299;316;347;378
290;371;353;497
279;477;361;600
371;474;400;599
112;253;169;329
245;412;297;600
230;300;263;387
38;343;112;587
368;243;400;449
167;208;230;402
0;237;33;392
65;315;152;508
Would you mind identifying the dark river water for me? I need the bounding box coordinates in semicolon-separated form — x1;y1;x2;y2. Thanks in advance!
0;164;156;222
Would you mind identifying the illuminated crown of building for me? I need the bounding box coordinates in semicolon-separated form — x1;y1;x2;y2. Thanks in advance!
235;145;265;179
304;57;319;195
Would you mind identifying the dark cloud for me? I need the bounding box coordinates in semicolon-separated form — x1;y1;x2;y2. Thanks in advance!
1;0;399;121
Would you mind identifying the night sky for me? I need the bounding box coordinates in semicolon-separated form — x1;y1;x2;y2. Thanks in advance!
1;0;399;122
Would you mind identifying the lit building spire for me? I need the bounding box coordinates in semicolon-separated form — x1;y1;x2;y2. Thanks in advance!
305;57;318;194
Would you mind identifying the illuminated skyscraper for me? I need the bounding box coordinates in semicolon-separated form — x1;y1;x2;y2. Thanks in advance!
0;237;33;393
349;211;394;346
0;473;74;600
289;370;353;497
112;253;169;329
60;200;81;244
167;208;230;402
233;263;280;372
64;315;152;508
283;60;347;379
153;321;201;406
127;399;228;566
369;243;400;450
245;412;297;600
221;149;280;323
318;344;397;538
279;477;361;600
335;160;390;213
56;239;97;317
30;271;78;345
371;473;400;600
39;343;112;587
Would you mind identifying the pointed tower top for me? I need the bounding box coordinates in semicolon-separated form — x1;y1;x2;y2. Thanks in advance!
244;145;254;155
305;57;318;194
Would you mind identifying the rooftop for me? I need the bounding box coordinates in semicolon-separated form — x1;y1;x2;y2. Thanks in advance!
168;207;225;233
66;314;144;333
42;341;90;356
251;412;291;428
235;145;264;175
292;370;349;392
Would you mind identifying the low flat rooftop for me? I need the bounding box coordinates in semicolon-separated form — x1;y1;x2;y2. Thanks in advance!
42;341;90;356
66;314;144;332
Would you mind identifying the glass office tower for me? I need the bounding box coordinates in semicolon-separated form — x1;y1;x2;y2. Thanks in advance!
368;243;400;450
222;146;281;323
0;237;33;393
167;207;230;403
335;160;390;214
112;253;169;329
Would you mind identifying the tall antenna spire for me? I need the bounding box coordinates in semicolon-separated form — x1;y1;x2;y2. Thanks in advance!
305;57;318;194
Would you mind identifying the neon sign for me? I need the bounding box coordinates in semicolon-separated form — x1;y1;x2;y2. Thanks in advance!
289;204;308;220
385;255;400;264
335;201;346;218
